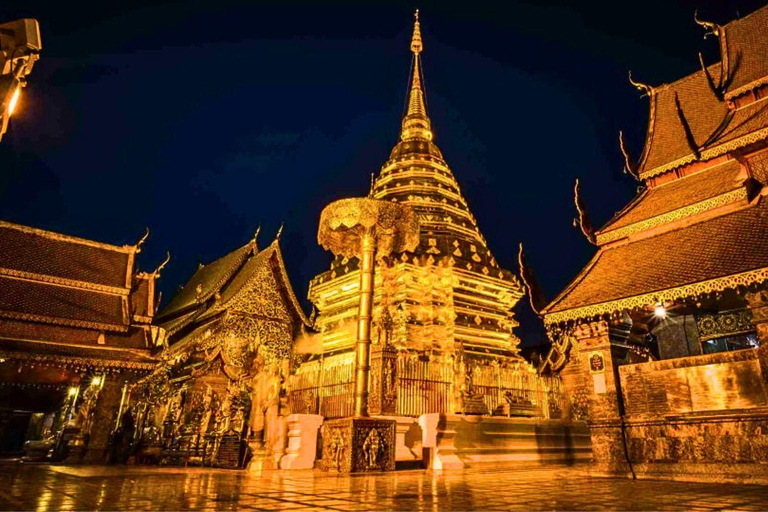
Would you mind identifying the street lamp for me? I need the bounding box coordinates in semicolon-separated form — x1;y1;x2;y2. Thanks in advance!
0;18;42;143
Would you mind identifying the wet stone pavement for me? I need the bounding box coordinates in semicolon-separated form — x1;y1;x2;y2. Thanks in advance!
0;464;767;511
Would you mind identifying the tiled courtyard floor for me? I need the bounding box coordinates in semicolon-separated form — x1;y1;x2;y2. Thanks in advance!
0;463;766;511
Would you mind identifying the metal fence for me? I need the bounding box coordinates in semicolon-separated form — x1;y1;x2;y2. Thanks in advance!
288;351;563;420
288;353;355;419
396;356;453;417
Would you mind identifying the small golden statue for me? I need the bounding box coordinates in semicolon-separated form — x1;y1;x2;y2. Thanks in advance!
362;428;382;468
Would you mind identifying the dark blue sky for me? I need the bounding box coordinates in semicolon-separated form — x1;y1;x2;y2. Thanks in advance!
1;0;764;346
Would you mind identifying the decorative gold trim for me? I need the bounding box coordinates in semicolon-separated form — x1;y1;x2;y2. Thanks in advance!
270;241;312;326
0;220;137;254
596;187;748;244
0;309;129;332
640;125;768;179
544;265;768;326
0;350;156;370
0;267;129;295
725;76;768;101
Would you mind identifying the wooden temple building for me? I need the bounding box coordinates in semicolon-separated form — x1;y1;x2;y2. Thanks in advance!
542;5;768;480
124;233;311;468
0;221;161;462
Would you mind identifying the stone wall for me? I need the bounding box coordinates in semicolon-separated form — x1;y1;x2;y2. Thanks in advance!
585;348;768;481
619;349;768;417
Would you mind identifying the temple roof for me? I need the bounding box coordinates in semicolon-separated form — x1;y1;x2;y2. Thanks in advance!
597;159;749;244
157;241;253;322
722;6;768;99
0;221;135;289
158;237;310;342
0;221;155;332
543;198;768;324
635;5;768;179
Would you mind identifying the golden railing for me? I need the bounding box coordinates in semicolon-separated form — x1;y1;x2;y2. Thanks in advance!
289;353;355;419
289;351;563;419
471;362;563;419
396;355;452;417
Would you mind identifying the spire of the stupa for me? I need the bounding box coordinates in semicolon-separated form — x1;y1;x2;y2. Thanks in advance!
400;10;433;142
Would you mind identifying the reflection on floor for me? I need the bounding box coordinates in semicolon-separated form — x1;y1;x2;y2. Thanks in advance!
0;464;767;511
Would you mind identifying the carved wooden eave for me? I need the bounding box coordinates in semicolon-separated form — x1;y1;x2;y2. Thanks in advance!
596;186;749;245
543;265;768;327
0;346;157;372
270;240;312;327
639;125;768;180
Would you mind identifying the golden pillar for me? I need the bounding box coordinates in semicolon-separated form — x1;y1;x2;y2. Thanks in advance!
317;197;419;472
354;230;375;416
318;197;420;417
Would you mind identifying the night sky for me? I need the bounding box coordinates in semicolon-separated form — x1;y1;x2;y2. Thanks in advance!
1;0;765;347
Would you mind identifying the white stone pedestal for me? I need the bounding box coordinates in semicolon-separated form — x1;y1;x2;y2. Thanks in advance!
378;415;422;463
419;413;464;469
279;414;323;470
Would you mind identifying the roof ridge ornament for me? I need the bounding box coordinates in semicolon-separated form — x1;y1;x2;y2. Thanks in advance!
628;71;654;98
135;226;150;252
153;251;171;276
698;52;726;101
573;179;597;245
694;9;721;39
619;130;640;180
518;242;547;317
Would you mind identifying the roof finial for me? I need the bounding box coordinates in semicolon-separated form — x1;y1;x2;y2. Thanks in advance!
411;9;422;55
252;224;261;244
400;10;432;141
136;226;150;252
694;9;720;39
628;71;654;97
619;131;639;180
369;173;375;198
154;251;171;276
275;222;284;241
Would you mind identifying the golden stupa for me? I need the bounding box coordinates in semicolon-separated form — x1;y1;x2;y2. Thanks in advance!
297;13;543;419
309;12;524;357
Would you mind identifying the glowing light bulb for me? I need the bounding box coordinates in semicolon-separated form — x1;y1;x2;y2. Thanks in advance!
654;304;667;319
68;387;78;397
7;86;20;116
91;376;102;387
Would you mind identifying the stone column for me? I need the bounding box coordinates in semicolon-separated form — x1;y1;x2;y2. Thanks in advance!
368;344;398;416
561;321;625;468
82;373;129;464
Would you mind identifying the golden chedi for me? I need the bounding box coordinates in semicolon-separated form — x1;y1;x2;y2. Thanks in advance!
309;12;525;362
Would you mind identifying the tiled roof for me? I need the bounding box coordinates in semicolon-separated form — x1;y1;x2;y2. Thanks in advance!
544;199;768;317
0;338;157;369
159;240;310;341
157;242;253;321
0;275;127;330
636;5;768;177
599;159;745;235
0;222;132;289
723;6;768;98
131;274;152;318
638;65;730;176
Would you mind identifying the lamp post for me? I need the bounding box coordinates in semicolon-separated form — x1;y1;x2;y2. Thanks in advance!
317;197;419;471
